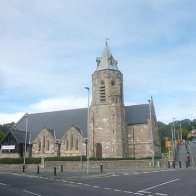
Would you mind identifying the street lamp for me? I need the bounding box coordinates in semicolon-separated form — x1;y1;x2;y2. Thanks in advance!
171;118;176;161
24;113;28;166
84;87;90;174
148;99;155;167
173;118;176;157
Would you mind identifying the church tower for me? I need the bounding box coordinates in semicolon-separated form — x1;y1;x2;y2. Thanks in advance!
89;42;127;158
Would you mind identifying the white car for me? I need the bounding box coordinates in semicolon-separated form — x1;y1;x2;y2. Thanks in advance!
192;139;196;143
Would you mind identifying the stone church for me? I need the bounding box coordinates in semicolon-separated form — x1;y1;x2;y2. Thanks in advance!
0;43;161;159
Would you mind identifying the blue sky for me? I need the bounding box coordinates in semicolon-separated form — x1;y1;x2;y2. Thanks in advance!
0;0;196;124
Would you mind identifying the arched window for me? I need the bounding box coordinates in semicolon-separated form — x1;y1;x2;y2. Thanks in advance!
38;141;41;151
47;140;50;151
111;80;115;86
70;134;74;150
43;136;45;149
66;138;69;150
76;138;79;150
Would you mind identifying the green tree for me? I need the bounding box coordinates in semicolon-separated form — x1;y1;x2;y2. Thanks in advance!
191;119;196;130
0;131;5;141
182;129;189;139
0;122;15;141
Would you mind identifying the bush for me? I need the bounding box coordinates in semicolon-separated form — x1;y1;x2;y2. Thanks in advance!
44;156;86;161
0;158;41;164
44;156;137;161
89;157;136;161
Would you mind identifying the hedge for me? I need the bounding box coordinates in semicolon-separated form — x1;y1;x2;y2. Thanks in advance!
0;158;41;164
44;156;86;161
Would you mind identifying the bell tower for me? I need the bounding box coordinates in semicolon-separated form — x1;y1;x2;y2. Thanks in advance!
89;42;127;158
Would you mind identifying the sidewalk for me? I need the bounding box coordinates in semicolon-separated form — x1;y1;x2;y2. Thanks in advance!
0;166;170;180
175;143;191;168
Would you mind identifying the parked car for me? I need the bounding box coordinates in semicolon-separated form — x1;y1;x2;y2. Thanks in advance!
192;138;196;143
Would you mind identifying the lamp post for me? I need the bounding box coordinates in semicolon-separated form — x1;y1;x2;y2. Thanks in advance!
148;99;154;167
173;118;176;158
24;113;28;166
180;122;182;142
84;87;90;174
171;118;176;161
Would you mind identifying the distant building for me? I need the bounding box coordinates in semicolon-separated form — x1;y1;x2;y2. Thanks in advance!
188;129;196;138
0;129;31;158
0;43;161;159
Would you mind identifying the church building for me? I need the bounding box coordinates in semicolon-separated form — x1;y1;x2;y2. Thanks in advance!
0;43;161;159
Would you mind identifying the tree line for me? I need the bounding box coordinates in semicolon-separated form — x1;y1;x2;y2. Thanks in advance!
0;122;15;141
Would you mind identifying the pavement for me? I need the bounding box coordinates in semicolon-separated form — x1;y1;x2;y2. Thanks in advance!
0;166;173;180
0;144;194;180
175;142;194;168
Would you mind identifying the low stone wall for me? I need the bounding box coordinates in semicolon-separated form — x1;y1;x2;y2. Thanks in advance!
0;153;20;158
0;159;168;171
44;159;169;170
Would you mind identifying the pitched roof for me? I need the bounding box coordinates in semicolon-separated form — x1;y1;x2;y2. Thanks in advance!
0;129;30;144
13;104;151;141
96;42;119;71
125;104;150;125
14;108;88;140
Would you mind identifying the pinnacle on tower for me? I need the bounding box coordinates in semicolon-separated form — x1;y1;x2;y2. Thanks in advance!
96;43;119;71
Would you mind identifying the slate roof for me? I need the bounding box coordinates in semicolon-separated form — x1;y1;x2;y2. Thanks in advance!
14;108;88;140
126;104;150;125
13;104;151;141
96;42;119;71
0;129;30;145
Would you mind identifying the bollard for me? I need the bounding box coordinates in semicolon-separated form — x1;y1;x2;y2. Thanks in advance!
22;164;25;172
54;166;57;176
168;161;170;168
61;165;63;172
186;160;188;168
157;161;160;168
100;163;103;173
37;165;40;174
179;161;181;168
173;161;175;168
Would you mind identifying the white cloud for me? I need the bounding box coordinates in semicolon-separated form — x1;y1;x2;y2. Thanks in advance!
28;96;88;112
1;0;196;125
0;95;90;124
0;112;25;125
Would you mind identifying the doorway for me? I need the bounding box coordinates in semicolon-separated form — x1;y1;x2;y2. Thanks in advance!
95;143;102;158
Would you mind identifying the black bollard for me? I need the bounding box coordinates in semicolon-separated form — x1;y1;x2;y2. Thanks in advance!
179;161;182;168
54;166;56;176
22;164;25;172
173;161;175;168
100;163;103;173
37;165;40;174
168;161;170;168
61;165;63;172
186;160;188;168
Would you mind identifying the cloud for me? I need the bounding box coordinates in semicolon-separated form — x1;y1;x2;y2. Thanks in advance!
1;0;196;125
28;96;88;112
0;95;90;124
0;112;25;125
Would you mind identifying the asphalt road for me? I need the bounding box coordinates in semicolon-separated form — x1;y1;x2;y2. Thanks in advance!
1;142;196;196
189;141;196;167
0;168;196;196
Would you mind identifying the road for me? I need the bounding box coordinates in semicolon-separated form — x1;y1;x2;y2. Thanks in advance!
189;140;196;167
175;140;196;168
0;142;196;196
0;168;196;196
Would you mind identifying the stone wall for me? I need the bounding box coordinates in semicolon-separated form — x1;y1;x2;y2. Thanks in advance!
0;152;20;158
128;123;153;158
0;159;168;171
